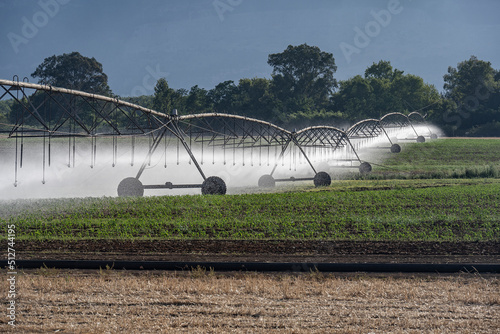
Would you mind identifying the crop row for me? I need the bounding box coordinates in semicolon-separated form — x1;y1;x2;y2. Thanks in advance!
2;179;499;242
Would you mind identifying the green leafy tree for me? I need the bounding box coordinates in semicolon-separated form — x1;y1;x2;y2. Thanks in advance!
31;51;111;95
185;85;211;114
232;78;275;120
365;60;403;80
335;75;376;119
10;52;112;127
444;56;497;102
442;56;500;135
153;78;174;113
152;78;188;115
172;88;188;114
268;44;338;114
208;80;237;113
0;100;13;131
334;61;439;120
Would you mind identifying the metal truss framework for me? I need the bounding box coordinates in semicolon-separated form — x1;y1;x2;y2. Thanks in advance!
0;79;165;138
347;112;435;148
347;119;383;139
408;111;437;139
0;79;434;195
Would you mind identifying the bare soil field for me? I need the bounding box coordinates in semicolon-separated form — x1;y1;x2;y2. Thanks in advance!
2;271;498;333
17;239;500;264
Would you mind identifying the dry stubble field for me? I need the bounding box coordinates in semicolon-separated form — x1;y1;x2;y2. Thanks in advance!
2;270;499;333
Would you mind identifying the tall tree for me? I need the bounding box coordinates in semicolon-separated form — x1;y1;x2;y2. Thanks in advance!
334;75;376;120
365;60;403;80
333;61;439;120
268;44;337;113
444;56;497;102
232;78;275;120
153;78;174;113
10;52;112;126
31;51;112;95
442;56;500;135
185;85;211;114
208;80;237;113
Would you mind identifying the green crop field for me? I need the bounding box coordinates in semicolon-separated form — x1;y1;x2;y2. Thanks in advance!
2;178;499;242
366;138;500;179
1;139;499;243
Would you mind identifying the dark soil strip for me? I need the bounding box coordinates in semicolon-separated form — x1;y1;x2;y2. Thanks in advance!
17;240;500;255
4;259;500;273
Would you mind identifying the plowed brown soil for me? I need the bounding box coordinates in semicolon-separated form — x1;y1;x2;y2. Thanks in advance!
18;240;500;264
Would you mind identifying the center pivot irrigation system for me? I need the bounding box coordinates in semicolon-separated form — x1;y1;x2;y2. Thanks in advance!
0;78;437;196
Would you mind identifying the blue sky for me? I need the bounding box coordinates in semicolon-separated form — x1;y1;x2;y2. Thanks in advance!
1;0;499;97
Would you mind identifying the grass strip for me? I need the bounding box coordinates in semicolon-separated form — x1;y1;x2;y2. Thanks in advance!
2;179;499;242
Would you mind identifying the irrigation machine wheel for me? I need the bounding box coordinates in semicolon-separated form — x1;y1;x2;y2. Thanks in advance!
201;176;227;195
359;162;372;174
430;133;438;140
416;135;426;143
258;174;276;188
390;143;402;153
117;177;144;197
313;171;331;187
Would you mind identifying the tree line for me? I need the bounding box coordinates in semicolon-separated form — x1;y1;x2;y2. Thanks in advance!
2;47;500;136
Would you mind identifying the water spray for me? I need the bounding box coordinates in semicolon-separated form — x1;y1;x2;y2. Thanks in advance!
0;79;440;199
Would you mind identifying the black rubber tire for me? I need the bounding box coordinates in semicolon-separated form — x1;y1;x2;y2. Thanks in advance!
417;135;426;143
201;176;227;195
117;177;144;197
430;133;438;140
313;171;331;187
390;143;401;153
258;174;276;188
359;162;372;174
